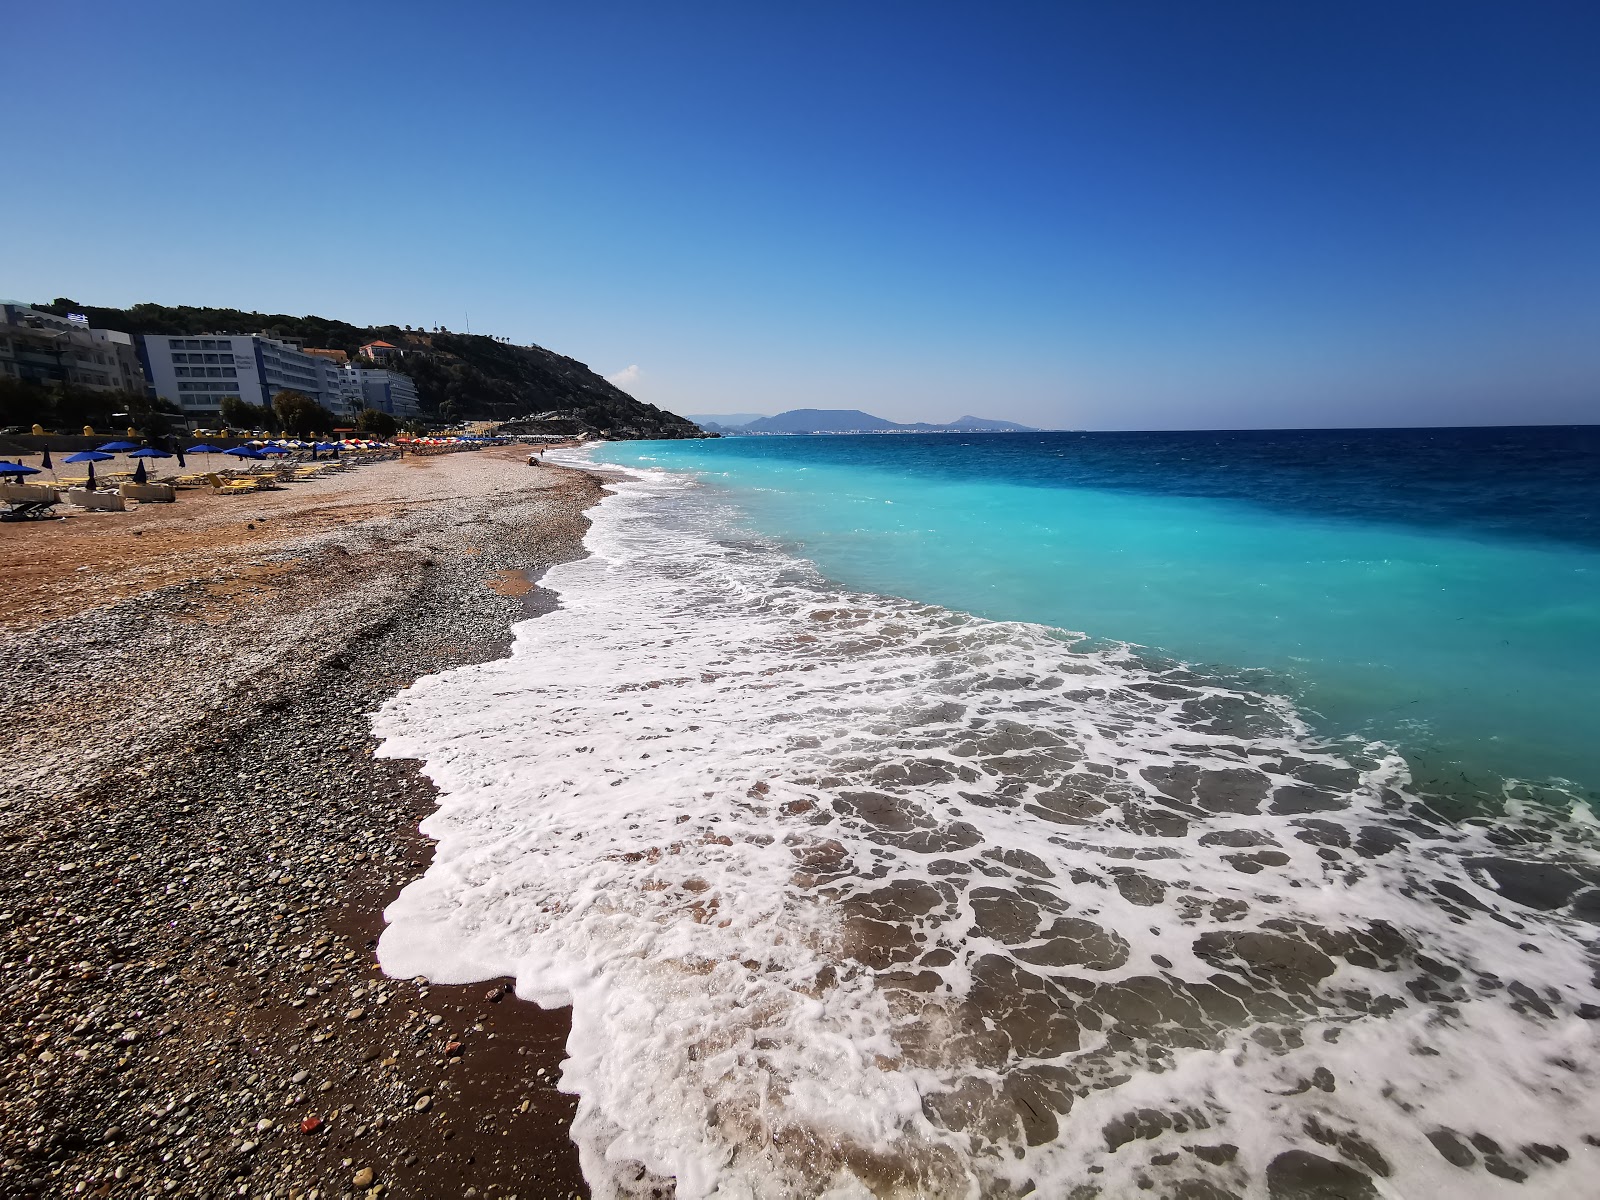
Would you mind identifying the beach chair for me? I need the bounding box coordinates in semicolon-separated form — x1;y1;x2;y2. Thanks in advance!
65;488;126;512
119;482;177;503
205;473;259;495
0;482;61;521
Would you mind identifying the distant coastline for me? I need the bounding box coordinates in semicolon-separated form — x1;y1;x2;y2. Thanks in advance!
686;407;1038;435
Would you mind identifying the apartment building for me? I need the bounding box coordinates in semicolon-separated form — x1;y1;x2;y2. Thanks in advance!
139;333;339;419
349;366;421;417
320;357;368;417
0;303;148;394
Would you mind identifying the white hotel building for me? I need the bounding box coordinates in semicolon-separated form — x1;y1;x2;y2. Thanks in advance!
139;334;420;422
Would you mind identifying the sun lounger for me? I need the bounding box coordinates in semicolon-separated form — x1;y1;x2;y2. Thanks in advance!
119;482;177;503
0;482;62;521
65;488;126;512
205;473;260;495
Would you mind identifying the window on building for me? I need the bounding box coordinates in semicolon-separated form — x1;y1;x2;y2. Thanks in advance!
223;368;237;378
219;353;234;364
169;338;182;349
175;367;190;377
185;339;201;349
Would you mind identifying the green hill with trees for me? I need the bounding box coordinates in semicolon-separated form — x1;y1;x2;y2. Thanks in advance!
28;299;705;439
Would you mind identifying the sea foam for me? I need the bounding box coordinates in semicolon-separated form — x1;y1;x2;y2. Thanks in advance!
376;454;1600;1198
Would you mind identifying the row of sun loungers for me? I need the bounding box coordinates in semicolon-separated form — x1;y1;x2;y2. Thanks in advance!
1;451;390;520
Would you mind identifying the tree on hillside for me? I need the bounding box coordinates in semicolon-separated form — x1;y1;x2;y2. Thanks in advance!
356;408;398;438
272;390;336;436
220;396;273;430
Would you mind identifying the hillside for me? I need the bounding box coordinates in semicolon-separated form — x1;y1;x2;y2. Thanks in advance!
739;408;1036;434
744;409;904;433
33;299;704;440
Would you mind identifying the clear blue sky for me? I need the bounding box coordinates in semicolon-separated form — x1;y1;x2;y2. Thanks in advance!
5;1;1597;429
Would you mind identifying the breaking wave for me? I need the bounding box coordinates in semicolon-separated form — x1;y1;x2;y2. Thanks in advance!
375;457;1600;1198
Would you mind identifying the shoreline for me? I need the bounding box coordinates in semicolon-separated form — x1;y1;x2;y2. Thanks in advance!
2;447;602;1198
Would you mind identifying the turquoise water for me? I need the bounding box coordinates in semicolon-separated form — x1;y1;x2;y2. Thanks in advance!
591;430;1599;795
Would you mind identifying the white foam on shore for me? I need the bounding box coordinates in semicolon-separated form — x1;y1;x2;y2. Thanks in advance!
375;453;1600;1198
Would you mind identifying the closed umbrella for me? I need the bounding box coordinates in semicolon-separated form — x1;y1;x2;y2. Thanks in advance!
40;447;52;471
129;448;172;485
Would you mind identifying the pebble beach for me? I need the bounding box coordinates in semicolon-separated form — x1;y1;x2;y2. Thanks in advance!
2;447;606;1199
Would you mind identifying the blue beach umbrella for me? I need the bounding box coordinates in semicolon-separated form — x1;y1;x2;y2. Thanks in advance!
65;449;114;489
129;448;173;482
185;444;225;454
259;445;291;456
97;440;141;452
0;461;41;477
224;446;265;460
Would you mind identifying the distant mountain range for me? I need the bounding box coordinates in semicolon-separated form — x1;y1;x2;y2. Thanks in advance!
686;409;1037;435
684;412;769;429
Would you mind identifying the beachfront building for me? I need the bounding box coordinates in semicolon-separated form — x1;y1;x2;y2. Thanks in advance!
348;366;421;418
138;333;344;420
359;340;402;364
322;360;368;418
0;303;148;394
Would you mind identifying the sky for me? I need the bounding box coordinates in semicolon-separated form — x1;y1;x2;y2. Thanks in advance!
3;1;1597;429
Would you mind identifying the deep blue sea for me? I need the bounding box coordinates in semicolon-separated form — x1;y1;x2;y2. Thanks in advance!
594;426;1600;797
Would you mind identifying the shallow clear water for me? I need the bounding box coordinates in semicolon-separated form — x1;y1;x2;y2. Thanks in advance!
374;440;1600;1199
592;428;1600;795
